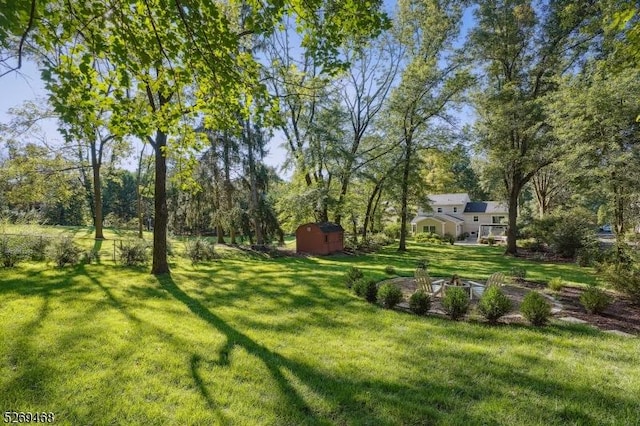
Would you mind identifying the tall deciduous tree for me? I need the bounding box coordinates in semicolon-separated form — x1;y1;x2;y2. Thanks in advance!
469;0;598;255
548;64;640;249
390;0;471;251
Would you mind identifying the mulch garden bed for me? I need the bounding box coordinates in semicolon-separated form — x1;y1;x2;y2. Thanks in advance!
383;277;640;336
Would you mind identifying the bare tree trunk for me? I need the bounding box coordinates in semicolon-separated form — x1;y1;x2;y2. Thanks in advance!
151;129;169;275
398;142;412;252
505;186;520;256
90;147;105;240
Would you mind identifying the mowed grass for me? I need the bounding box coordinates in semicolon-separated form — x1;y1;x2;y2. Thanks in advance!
1;237;639;425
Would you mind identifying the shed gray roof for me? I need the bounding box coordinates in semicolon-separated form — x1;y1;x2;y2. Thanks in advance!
315;222;344;233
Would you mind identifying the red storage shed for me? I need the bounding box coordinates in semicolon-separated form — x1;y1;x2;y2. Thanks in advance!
295;222;344;255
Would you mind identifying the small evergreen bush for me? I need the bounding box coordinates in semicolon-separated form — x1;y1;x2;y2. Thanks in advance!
548;277;564;292
184;238;216;264
520;292;551;326
478;285;512;323
354;279;378;303
510;266;527;282
377;283;403;309
344;266;364;288
580;285;612;314
48;237;82;267
409;290;431;315
119;239;149;266
442;286;470;320
599;261;640;305
384;265;396;275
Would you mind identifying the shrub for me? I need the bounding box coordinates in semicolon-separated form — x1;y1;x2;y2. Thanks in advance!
372;232;395;246
26;235;49;261
409;290;431;315
510;266;527;283
81;249;101;265
580;285;612;314
384;265;396;275
344;266;364;289
442;286;470;320
444;233;455;245
382;223;401;240
548;277;564;292
354;279;378;303
184;238;216;264
520;292;551;326
118;239;149;266
487;236;495;246
416;258;428;269
521;239;544;252
48;237;82;267
478;285;512;323
598;250;640;305
0;235;31;267
377;283;403;309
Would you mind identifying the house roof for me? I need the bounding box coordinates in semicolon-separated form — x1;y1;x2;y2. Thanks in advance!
463;201;508;214
464;202;487;213
410;214;464;225
427;193;470;206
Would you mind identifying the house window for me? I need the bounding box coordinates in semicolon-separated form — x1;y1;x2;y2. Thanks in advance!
423;225;436;233
473;216;478;222
492;216;505;224
437;207;443;213
453;207;458;213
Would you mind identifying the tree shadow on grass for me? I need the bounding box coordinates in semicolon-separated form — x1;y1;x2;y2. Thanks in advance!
153;273;523;425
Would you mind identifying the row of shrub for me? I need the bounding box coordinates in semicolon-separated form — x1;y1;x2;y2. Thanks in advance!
344;265;559;326
414;233;455;245
0;234;221;268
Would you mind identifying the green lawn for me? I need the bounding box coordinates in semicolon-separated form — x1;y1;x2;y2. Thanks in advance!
1;234;638;425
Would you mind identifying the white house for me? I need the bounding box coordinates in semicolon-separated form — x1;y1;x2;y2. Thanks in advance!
410;193;509;240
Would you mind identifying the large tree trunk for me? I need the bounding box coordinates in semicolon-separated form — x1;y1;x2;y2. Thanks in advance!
92;161;105;240
398;142;411;252
151;129;169;275
505;186;520;256
223;137;236;244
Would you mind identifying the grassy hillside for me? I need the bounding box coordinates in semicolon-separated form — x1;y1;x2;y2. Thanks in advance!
1;230;638;425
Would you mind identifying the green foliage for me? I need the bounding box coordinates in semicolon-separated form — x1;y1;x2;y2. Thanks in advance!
509;266;527;282
599;260;640;305
415;233;446;244
416;258;428;269
48;237;82;268
344;266;364;289
377;283;403;309
183;238;217;264
478;285;512;323
382;223;401;240
520;292;552;326
0;235;31;267
384;265;396;275
442;286;470;320
353;279;378;303
579;285;612;314
548;277;564;292
409;290;431;315
82;249;101;265
118;240;149;266
26;235;50;261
